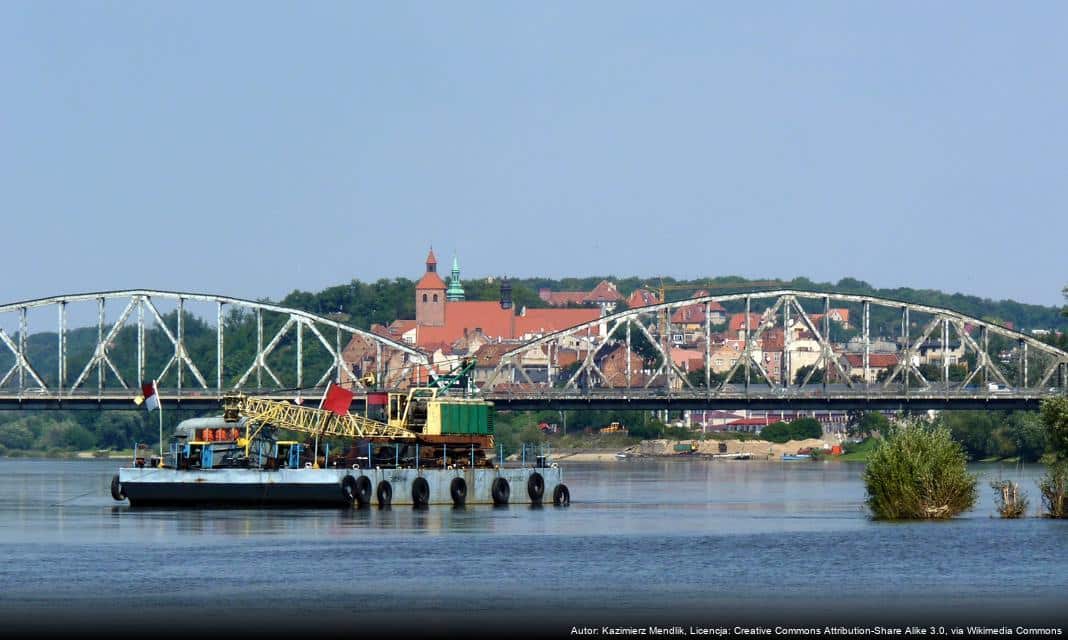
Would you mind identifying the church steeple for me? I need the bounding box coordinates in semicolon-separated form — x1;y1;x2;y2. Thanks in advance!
446;256;466;301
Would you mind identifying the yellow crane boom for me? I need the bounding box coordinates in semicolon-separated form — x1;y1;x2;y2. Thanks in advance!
222;394;416;454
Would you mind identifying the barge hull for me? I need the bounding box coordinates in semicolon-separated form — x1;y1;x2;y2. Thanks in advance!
118;467;564;507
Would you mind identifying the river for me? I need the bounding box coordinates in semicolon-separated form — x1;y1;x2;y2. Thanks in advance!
0;458;1065;637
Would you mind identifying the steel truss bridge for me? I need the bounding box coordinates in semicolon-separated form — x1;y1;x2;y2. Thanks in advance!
0;289;1064;412
481;290;1068;412
0;290;428;410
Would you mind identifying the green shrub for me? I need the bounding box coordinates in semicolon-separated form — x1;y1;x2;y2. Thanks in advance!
0;423;34;450
864;421;977;520
789;417;823;440
1039;461;1068;518
760;422;791;443
760;418;823;443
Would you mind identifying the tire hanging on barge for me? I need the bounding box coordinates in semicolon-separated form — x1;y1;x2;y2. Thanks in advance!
376;480;393;508
527;472;544;503
411;477;430;508
449;477;467;506
110;475;125;501
341;475;358;503
354;476;372;507
491;477;510;505
552;483;570;507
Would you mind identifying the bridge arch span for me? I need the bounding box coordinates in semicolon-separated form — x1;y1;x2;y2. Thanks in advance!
0;289;428;405
484;289;1068;409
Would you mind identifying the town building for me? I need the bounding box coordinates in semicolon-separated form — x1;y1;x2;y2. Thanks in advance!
538;280;624;313
345;250;603;381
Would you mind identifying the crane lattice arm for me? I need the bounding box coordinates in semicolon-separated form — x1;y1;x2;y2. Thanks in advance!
222;394;416;447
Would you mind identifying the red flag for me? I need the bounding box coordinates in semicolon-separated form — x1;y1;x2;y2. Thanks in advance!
320;383;354;416
136;381;160;412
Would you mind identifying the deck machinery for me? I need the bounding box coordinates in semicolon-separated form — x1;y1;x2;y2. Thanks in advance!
111;360;569;507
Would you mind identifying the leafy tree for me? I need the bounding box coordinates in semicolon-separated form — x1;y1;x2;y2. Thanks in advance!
1008;412;1048;462
761;418;822;443
686;368;725;388
1040;397;1068;458
794;364;824;385
760;422;792;443
788;417;823;440
608;321;662;368
849;412;890;438
38;421;95;450
1037;395;1068;516
0;423;34;450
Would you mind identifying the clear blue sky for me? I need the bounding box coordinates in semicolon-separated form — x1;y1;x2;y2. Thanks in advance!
3;1;1066;307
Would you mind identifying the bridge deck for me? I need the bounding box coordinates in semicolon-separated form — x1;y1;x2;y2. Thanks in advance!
0;389;1058;412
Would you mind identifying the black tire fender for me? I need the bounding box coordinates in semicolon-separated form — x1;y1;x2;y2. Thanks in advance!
527;472;545;503
341;475;358;503
552;483;570;507
354;476;373;506
110;475;125;501
376;480;393;508
412;477;430;508
449;477;467;506
491;477;510;505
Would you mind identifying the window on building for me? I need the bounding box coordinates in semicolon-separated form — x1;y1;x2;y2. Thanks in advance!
422;294;428;302
433;294;438;302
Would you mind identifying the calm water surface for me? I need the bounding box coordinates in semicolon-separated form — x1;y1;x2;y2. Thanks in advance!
0;458;1064;634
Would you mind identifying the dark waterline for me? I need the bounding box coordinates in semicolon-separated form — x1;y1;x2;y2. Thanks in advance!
0;458;1064;637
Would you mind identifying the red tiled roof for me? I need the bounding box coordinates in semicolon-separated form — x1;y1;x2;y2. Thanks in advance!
425;341;454;355
426;249;437;266
670;304;713;324
516;308;600;337
587;280;622;302
670;296;727;324
387;319;416;336
729;313;764;333
416;270;446;290
827;308;850;323
726;417;779;426
541;280;623;307
544;291;588;306
627;289;659;308
844;353;899;368
416;301;514;346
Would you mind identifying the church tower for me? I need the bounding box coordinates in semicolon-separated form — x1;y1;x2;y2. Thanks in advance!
446;256;466;302
415;249;446;327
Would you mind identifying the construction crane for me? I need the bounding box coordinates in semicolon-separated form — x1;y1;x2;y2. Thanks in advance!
221;379;495;467
427;357;477;395
222;393;416;451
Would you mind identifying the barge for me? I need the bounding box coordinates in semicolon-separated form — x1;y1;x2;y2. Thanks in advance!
111;367;570;508
115;465;566;507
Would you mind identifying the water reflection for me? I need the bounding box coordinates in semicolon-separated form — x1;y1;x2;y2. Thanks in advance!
1;458;1067;625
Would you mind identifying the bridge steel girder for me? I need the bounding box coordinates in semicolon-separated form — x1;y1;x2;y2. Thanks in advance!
484;394;1052;413
0;290;428;401
480;289;1068;409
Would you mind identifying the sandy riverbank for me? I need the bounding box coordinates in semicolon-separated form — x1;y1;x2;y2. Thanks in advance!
552;438;836;462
